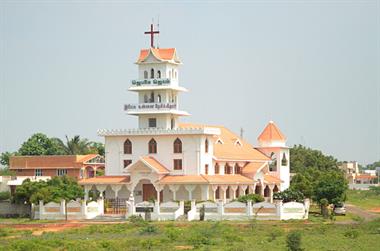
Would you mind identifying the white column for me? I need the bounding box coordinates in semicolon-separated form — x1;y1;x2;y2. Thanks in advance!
269;185;275;203
231;185;238;199
168;185;180;201
220;185;228;203
240;185;248;195
84;185;90;201
184;185;196;201
96;185;107;198
211;185;219;201
111;184;123;199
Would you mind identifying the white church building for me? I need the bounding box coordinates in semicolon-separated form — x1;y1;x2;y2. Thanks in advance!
79;26;290;207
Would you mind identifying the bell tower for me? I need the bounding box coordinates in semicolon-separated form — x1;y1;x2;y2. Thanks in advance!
256;121;290;190
124;24;189;129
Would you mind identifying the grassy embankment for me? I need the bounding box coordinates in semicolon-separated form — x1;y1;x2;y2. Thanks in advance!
346;189;380;211
1;217;380;251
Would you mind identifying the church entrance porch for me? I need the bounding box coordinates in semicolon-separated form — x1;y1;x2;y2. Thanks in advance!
143;184;163;202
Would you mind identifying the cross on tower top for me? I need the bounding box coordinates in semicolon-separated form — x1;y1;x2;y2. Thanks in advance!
144;24;160;48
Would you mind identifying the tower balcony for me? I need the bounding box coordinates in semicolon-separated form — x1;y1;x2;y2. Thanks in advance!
124;102;190;116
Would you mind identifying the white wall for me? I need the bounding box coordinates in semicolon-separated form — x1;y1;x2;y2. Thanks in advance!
105;134;214;176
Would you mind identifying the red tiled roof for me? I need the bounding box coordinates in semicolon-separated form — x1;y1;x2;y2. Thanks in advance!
137;48;178;63
258;121;286;142
243;162;267;174
264;174;283;184
79;176;130;185
141;156;170;174
158;175;208;184
179;123;270;161
9;154;102;170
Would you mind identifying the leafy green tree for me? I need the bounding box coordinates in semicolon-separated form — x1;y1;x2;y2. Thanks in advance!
18;133;64;156
286;231;303;251
290;145;338;173
366;161;380;170
89;142;105;156
314;170;347;213
289;172;314;198
0;151;17;167
273;188;305;203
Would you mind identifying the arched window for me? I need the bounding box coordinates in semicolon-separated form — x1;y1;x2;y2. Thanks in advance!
144;70;148;79
224;164;231;174
214;163;220;174
150;68;154;79
150;92;154;103
173;138;182;153
234;164;241;174
174;70;177;79
171;118;175;129
269;152;277;172
144;94;148;103
264;186;270;197
157;94;161;103
124;139;132;154
169;70;172;78
205;139;209;153
281;153;288;166
148;138;157;154
157;70;161;78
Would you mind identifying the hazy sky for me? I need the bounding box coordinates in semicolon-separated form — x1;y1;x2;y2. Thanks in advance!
0;0;379;165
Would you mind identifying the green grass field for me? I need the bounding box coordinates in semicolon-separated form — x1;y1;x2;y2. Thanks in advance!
1;218;380;251
346;189;380;211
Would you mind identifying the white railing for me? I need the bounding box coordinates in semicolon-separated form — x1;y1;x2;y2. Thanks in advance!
131;78;171;86
124;102;177;112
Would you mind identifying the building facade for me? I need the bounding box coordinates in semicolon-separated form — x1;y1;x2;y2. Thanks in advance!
79;28;290;205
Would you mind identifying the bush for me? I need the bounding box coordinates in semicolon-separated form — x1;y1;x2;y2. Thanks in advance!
369;186;380;195
139;224;158;235
165;227;182;241
237;194;264;203
273;188;305;203
286;231;303;251
267;228;283;242
0;191;11;201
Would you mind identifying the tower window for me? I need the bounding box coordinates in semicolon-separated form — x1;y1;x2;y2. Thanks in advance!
157;70;161;78
148;118;157;128
157;94;161;103
173;138;182;153
281;153;288;166
269;152;277;172
124;139;132;154
205;139;209;153
171;118;175;129
144;70;148;79
148;138;157;154
150;68;154;79
149;92;154;103
174;159;182;170
215;163;220;174
205;164;209;174
144;94;148;103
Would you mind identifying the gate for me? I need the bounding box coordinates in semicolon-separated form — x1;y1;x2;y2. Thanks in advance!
104;198;127;215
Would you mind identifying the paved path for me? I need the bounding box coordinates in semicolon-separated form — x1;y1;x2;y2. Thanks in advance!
345;203;380;221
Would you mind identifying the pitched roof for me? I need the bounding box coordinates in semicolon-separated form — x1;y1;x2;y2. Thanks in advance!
257;121;286;142
140;156;170;174
179;123;270;161
158;175;208;184
9;154;102;170
242;162;267;174
202;174;253;184
263;174;283;184
137;48;179;63
79;176;130;185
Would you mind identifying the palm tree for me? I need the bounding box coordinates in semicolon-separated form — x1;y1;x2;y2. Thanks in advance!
54;135;92;155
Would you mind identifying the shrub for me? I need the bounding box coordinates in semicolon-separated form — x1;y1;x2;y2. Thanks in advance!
128;215;146;226
286;231;303;251
273;188;305;203
0;191;11;201
139;224;158;235
237;193;264;203
369;186;380;195
165;227;182;241
0;228;8;237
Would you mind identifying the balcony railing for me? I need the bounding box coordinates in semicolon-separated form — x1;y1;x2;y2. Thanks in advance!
124;102;177;112
131;78;171;86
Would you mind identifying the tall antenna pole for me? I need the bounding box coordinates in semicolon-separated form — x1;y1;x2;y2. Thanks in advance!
240;127;244;139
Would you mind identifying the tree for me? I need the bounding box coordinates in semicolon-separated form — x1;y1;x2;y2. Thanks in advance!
0;151;17;167
289;172;314;198
366;161;380;170
14;176;84;221
18;133;64;156
313;170;347;215
273;188;305;203
290;145;338;173
54;135;104;155
286;231;303;251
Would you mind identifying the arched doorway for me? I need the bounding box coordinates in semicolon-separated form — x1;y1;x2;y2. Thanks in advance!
134;179;163;203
